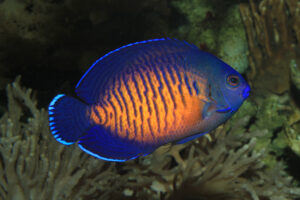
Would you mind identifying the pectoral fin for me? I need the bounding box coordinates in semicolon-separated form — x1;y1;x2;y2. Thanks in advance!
202;101;231;119
202;102;217;119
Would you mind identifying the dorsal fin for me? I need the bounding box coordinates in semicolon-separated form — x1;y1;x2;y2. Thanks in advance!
75;38;199;104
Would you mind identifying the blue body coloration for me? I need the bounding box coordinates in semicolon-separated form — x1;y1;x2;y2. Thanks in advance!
48;38;250;162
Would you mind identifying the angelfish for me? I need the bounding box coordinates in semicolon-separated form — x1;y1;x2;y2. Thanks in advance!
48;38;250;162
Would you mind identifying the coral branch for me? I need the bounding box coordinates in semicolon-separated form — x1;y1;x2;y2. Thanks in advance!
240;0;300;94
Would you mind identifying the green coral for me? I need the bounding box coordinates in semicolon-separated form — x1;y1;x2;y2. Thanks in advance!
227;93;295;169
290;59;300;90
171;0;217;49
253;95;288;131
247;94;292;168
217;5;248;73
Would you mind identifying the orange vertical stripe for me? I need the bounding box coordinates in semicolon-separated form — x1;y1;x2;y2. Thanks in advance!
89;65;209;145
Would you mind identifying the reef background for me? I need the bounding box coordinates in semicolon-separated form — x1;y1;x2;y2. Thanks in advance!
1;0;300;199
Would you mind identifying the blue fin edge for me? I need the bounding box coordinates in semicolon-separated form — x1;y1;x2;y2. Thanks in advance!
78;144;138;162
75;38;169;88
75;38;184;89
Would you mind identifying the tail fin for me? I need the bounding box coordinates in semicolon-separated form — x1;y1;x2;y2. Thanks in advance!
48;94;91;145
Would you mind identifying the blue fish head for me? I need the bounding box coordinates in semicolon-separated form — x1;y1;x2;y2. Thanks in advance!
209;59;250;114
185;50;251;134
186;50;250;115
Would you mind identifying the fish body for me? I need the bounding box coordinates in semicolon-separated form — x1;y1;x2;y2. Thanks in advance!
48;38;250;161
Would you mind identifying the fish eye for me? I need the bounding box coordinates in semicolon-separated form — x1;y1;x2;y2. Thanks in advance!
227;75;240;87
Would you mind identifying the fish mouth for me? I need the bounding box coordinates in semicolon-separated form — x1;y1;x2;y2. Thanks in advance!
242;85;251;99
216;106;232;113
215;88;233;113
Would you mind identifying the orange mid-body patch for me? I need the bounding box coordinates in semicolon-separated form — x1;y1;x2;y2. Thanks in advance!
89;65;208;146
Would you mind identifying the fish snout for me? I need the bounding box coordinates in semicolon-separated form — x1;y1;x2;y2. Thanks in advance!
242;85;250;99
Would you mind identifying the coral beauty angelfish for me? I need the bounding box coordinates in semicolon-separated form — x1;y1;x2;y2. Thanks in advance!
48;38;250;162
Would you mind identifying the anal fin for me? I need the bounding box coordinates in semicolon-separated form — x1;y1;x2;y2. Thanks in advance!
78;126;148;162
